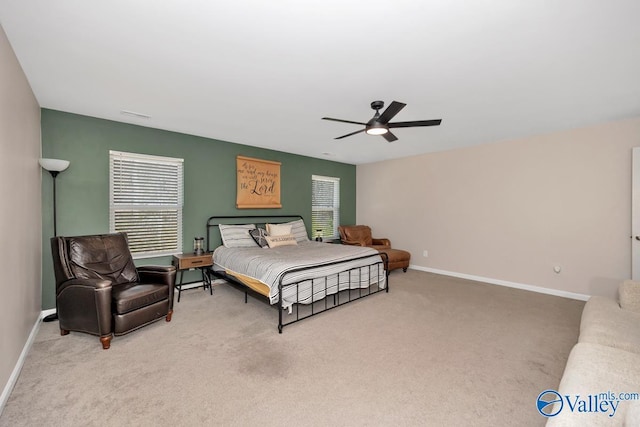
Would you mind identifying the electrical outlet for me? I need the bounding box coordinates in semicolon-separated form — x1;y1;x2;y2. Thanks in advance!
423;250;428;258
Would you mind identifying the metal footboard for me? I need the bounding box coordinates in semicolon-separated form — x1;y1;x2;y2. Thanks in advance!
277;252;389;333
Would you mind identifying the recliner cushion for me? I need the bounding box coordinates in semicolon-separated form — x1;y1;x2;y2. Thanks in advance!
67;234;138;285
112;283;169;315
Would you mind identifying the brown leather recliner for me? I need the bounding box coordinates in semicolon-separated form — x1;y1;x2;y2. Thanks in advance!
50;233;176;349
338;225;411;272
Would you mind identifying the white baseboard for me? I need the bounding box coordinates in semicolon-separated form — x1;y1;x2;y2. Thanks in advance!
0;312;44;416
408;265;590;301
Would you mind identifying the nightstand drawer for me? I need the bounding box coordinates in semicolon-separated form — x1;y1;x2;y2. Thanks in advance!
174;253;213;270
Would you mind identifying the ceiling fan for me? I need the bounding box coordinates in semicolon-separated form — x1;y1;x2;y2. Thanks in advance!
322;100;442;142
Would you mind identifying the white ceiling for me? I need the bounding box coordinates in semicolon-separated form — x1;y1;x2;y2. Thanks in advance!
1;1;640;165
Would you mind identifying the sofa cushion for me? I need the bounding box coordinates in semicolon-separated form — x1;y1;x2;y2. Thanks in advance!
579;296;640;354
546;343;640;426
619;280;640;314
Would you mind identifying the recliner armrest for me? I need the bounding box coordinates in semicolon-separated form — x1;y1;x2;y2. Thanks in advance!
372;238;391;247
58;278;112;295
138;265;177;287
56;278;113;338
619;280;640;313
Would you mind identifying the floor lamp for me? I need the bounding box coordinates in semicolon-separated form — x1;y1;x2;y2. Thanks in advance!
39;158;70;323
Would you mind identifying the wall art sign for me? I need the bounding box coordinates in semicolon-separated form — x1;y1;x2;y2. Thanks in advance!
236;156;282;209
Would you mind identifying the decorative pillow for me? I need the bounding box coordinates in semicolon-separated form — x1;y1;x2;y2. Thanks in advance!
282;219;309;243
249;228;269;248
266;223;292;236
218;224;257;248
619;280;640;313
265;234;298;248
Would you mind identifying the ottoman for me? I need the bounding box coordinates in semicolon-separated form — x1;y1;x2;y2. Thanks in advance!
378;248;411;272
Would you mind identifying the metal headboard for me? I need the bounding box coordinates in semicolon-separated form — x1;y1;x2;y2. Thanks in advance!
205;215;304;252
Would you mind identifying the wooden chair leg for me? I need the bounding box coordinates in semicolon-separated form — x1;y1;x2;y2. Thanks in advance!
166;309;173;322
60;329;69;336
100;335;112;350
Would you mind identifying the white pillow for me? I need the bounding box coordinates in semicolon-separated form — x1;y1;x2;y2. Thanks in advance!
284;219;309;243
265;234;298;248
266;223;292;236
218;224;257;248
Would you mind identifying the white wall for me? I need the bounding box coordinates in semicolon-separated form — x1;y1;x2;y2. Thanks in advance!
357;117;640;299
0;23;42;409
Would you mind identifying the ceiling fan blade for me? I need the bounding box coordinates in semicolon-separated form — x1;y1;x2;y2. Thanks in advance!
377;101;406;124
388;119;442;128
322;117;367;126
382;131;398;142
335;128;365;140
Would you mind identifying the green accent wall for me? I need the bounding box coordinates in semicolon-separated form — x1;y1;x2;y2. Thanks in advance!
41;109;356;310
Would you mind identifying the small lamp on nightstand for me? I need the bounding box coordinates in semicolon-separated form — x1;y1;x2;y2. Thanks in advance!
194;237;205;255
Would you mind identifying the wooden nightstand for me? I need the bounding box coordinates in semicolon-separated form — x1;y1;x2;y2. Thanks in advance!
172;252;214;302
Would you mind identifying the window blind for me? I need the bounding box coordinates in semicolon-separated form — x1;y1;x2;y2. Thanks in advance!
110;150;184;258
312;175;340;239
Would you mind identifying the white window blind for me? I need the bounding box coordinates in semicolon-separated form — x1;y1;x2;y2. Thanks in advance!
312;175;340;239
109;150;184;258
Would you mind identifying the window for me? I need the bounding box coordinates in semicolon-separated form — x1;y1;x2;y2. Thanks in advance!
110;150;184;258
312;175;340;239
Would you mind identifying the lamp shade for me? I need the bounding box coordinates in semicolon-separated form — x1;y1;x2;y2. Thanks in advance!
39;158;70;172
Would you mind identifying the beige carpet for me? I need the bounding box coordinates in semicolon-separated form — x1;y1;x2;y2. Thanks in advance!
0;270;584;426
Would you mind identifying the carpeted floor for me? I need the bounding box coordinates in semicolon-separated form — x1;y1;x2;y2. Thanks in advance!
0;270;584;426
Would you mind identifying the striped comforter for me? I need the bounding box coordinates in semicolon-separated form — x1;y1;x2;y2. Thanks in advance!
212;241;387;308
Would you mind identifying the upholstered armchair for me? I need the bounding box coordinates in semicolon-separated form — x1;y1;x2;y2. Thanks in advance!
50;233;176;349
338;225;392;250
338;225;411;272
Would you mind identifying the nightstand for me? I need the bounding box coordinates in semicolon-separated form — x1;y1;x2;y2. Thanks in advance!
172;252;213;302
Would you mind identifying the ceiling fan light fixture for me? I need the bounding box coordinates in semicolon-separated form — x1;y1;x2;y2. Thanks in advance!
366;127;389;135
365;124;388;135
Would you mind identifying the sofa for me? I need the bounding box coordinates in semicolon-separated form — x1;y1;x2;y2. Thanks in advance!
547;280;640;426
338;225;411;272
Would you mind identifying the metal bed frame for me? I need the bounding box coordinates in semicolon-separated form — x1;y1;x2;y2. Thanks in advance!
206;215;389;333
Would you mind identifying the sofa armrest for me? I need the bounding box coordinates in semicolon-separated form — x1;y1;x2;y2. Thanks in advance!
372;238;391;247
619;280;640;313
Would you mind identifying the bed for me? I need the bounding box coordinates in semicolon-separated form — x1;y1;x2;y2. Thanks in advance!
206;215;388;332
